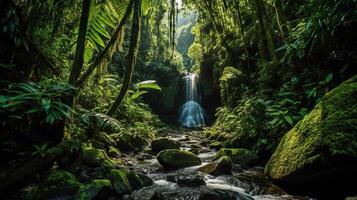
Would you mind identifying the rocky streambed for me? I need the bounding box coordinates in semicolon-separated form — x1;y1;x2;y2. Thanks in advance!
121;130;312;200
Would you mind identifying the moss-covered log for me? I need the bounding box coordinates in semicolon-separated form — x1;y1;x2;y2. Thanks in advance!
0;141;80;196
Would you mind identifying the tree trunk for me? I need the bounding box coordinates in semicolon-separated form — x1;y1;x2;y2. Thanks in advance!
106;0;141;116
76;0;135;88
68;0;91;86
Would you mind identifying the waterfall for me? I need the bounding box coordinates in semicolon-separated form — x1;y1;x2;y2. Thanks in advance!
179;73;205;127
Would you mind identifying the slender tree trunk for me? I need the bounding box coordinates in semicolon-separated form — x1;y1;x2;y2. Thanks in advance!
250;0;268;65
234;0;250;69
68;0;91;86
76;0;135;88
106;0;141;116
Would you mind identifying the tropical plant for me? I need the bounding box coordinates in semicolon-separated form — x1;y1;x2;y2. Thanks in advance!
79;111;122;133
128;80;161;101
0;80;74;125
265;76;304;136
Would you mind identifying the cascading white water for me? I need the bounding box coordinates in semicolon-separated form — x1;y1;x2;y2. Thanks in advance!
179;73;205;127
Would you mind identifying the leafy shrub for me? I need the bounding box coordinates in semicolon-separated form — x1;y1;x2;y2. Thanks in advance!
0;79;74;125
204;95;268;154
266;73;334;137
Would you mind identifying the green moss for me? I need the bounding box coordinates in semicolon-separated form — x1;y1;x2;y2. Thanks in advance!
151;137;181;152
199;156;232;175
109;169;132;195
82;147;116;168
157;149;202;169
214;148;259;167
210;141;223;149
37;170;81;199
44;170;79;187
265;75;357;179
75;179;112;200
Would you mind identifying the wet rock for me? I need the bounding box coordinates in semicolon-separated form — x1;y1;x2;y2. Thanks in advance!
76;179;114;199
214;148;259;167
157;149;201;169
166;174;206;187
112;133;147;151
189;148;199;155
200;140;209;146
150;191;166;200
210;140;223;149
235;169;286;195
108;169;132;195
232;164;243;173
198;156;232;176
37;170;82;199
198;188;253;200
191;144;202;148
151;138;181;152
83;147;117;168
124;169;154;190
177;176;206;188
108;169;154;195
265;76;357;198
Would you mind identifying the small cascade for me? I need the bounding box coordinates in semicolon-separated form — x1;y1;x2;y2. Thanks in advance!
179;73;205;127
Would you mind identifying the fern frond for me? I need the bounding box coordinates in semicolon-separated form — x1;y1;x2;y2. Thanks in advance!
80;112;122;133
133;80;162;91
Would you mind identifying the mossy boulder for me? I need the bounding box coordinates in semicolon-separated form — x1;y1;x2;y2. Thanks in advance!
157;149;202;169
108;169;153;195
151;137;181;152
219;66;244;106
38;170;81;199
265;75;357;197
108;169;132;195
76;179;114;200
121;169;154;190
210;140;223;149
198;156;232;176
112;133;148;151
214;148;259;167
82;147;117;168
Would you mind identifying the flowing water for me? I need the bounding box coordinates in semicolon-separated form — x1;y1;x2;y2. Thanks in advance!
125;130;312;200
179;73;205;128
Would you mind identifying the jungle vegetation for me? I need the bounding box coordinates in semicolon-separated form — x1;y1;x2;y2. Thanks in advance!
0;0;356;199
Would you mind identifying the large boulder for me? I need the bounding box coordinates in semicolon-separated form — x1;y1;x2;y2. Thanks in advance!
108;169;132;195
214;148;259;167
76;179;114;200
82;147;118;168
157;149;202;169
265;75;357;198
37;170;82;199
108;169;153;195
198;156;232;176
151;138;181;152
112;133;148;151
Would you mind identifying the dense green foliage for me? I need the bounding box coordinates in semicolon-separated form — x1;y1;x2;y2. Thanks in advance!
186;0;357;156
0;0;356;198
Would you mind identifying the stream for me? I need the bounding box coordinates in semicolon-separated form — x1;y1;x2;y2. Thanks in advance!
121;129;311;200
